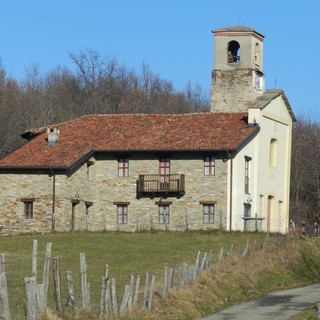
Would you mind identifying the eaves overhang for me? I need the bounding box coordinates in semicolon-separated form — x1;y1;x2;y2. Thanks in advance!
232;124;260;156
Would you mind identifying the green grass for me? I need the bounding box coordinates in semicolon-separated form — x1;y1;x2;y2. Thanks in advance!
2;231;320;320
0;230;271;319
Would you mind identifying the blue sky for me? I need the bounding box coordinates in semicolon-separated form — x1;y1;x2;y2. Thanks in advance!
0;0;319;116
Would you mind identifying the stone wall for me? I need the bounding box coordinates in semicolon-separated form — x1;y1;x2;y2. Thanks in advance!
211;69;259;113
0;153;228;235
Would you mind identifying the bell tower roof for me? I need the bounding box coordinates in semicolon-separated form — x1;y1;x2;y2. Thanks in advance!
213;25;265;39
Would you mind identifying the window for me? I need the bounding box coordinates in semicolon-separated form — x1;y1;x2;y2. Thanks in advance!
245;156;251;194
203;204;214;224
86;160;94;180
255;43;261;67
21;198;35;219
244;203;251;218
269;139;278;167
118;159;129;177
117;205;128;224
158;204;170;224
159;159;170;188
159;159;170;176
227;40;240;63
204;157;215;176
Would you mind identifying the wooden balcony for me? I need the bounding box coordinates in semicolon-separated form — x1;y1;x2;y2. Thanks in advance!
137;174;185;198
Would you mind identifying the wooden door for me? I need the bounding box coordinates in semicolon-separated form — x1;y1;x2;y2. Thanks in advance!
159;159;170;190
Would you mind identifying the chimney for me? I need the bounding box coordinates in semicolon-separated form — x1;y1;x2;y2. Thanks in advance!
47;128;60;146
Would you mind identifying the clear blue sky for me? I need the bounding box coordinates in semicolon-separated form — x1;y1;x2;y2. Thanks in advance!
0;0;318;116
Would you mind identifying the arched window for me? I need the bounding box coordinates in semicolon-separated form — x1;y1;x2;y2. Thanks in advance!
269;138;278;167
227;41;240;63
255;43;261;67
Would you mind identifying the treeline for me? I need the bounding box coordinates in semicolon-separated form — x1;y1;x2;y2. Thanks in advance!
290;115;320;223
0;48;210;159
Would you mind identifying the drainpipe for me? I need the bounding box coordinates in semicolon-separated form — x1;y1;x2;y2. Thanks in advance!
49;169;56;232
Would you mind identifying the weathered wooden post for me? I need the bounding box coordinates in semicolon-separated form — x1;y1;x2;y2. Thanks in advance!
100;264;111;317
80;253;90;311
42;242;52;310
66;270;76;311
53;257;62;313
133;275;140;307
119;284;130;315
143;272;149;308
32;240;37;278
148;275;156;310
25;276;37;320
128;274;135;309
193;251;201;280
111;278;118;317
0;255;11;320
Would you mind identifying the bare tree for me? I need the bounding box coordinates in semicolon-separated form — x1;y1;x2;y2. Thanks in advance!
290;115;320;222
0;49;211;159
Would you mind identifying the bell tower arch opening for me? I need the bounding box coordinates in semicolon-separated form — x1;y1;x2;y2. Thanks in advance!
227;40;240;63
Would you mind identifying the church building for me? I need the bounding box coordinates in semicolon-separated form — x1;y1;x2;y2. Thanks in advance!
0;26;295;235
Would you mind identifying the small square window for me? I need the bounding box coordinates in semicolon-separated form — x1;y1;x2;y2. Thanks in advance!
158;204;170;224
118;159;129;177
24;201;34;219
204;157;215;176
117;205;128;224
203;204;214;224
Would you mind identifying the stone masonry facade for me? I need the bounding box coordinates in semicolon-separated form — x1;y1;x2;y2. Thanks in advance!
0;153;228;235
211;69;259;113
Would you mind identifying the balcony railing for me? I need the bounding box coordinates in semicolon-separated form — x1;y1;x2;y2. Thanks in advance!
137;174;185;198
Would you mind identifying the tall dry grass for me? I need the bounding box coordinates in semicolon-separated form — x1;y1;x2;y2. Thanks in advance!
119;233;320;320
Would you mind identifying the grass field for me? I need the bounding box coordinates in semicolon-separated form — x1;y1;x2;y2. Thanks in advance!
0;230;271;319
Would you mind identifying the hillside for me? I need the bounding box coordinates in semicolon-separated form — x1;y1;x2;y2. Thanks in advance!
0;231;318;319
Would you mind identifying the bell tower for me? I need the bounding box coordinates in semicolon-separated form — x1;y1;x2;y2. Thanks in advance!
211;26;265;113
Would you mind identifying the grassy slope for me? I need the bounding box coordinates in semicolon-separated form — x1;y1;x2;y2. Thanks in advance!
0;231;319;319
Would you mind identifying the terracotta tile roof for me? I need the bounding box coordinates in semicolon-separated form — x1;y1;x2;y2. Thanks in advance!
0;113;258;169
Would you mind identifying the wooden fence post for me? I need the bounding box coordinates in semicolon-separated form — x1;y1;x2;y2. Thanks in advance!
133;274;140;307
142;272;149;308
36;283;45;314
0;255;11;320
42;242;52;310
100;264;109;316
66;270;76;311
128;274;134;309
53;257;62;313
111;278;118;317
25;276;37;320
200;253;207;271
148;275;156;310
168;267;174;290
32;240;37;278
219;247;224;260
119;284;130;315
80;253;90;311
193;251;201;280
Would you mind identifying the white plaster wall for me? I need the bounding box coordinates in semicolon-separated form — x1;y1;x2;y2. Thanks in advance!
227;95;293;234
